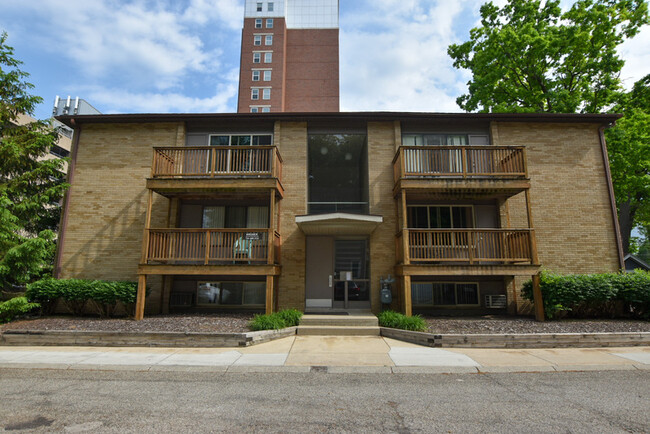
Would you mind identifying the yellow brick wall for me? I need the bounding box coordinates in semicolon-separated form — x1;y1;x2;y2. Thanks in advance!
367;122;398;313
275;122;308;309
59;122;185;314
492;122;621;311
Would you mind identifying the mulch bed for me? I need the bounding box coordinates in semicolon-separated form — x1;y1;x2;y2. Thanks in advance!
2;314;649;335
424;316;650;334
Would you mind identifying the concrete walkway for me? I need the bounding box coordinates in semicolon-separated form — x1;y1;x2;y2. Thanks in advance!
1;336;649;374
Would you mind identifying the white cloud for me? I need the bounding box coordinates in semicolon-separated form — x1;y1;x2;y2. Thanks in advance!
619;25;650;90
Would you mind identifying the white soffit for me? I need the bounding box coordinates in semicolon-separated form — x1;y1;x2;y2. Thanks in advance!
295;213;383;235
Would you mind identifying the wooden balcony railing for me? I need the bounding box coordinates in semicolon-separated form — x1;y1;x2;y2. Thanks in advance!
144;228;277;264
393;146;527;183
151;146;282;180
397;229;536;265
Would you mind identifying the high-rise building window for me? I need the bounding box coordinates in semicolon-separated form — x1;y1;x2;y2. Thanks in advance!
254;35;262;46
262;107;270;113
255;19;262;28
256;2;262;12
263;70;272;81
265;35;273;46
251;89;259;100
268;2;274;12
251;107;259;113
264;52;272;63
253;52;261;63
266;19;273;28
262;89;271;100
252;70;260;81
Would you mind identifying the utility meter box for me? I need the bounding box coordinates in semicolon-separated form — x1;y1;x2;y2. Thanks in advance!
381;287;393;304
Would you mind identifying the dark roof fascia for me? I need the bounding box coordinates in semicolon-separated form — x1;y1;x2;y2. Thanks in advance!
624;254;650;270
55;111;623;129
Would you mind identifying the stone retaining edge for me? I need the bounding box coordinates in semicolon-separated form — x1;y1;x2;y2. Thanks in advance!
0;327;297;348
380;327;650;348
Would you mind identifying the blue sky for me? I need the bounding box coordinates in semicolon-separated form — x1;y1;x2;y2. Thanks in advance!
1;0;648;120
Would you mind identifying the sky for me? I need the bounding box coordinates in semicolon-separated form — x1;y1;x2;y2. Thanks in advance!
0;0;648;120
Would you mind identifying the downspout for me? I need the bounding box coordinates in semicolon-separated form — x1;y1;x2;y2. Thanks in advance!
53;120;81;278
599;124;625;270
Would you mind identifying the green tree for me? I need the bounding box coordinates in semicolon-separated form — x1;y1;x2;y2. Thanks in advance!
448;0;649;113
606;75;650;254
0;32;68;289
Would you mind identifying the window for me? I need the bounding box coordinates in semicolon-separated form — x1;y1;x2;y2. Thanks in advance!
252;70;260;81
49;145;70;158
262;107;270;113
251;88;259;100
412;282;479;306
254;35;262;46
251;107;259;113
197;282;265;306
255;18;262;28
263;70;271;81
267;2;274;11
253;52;261;63
407;205;473;229
265;35;273;45
266;18;274;28
264;52;272;63
209;134;272;147
256;2;262;12
262;88;271;100
202;205;268;229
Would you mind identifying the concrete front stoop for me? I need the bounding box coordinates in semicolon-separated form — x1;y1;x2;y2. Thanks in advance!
297;313;380;336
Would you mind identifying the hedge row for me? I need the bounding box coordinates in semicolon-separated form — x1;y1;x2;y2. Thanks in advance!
522;270;650;319
26;278;138;317
0;297;40;323
377;310;427;331
248;309;303;331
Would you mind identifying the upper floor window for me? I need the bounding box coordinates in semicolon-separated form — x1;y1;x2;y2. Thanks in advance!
268;2;274;12
254;35;262;46
263;70;272;81
402;134;489;146
251;107;259;113
251;88;259;100
266;18;274;28
407;205;474;229
253;52;261;63
256;2;263;12
252;70;260;81
264;52;272;63
262;88;271;100
265;35;273;46
262;107;270;113
209;134;273;147
255;19;262;28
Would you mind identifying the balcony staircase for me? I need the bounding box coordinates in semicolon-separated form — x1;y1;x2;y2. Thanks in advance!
297;311;380;336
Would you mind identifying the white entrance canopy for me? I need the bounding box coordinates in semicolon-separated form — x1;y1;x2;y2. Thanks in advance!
295;213;383;235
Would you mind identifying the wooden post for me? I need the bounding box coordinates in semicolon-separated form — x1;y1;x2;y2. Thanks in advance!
135;274;147;321
532;273;544;322
268;190;276;264
524;189;539;265
461;147;467;178
204;231;211;265
401;190;410;264
265;275;274;314
403;275;412;316
140;189;154;264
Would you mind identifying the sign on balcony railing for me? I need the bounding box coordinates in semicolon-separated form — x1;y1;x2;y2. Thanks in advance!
406;229;533;263
146;228;270;264
396;146;526;179
152;146;278;178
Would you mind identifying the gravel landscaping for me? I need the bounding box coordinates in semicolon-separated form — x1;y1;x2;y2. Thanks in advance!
1;313;649;335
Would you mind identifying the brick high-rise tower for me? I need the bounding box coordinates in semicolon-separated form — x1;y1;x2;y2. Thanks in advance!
237;0;339;113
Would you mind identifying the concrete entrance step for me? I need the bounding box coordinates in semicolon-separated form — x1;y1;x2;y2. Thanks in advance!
300;314;379;327
297;325;380;336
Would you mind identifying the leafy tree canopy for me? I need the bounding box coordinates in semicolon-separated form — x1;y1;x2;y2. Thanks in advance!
0;32;68;288
448;0;649;113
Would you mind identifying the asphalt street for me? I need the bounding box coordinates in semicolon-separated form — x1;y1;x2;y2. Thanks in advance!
1;369;648;433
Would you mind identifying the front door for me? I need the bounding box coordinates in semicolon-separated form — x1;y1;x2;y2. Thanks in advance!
305;237;371;309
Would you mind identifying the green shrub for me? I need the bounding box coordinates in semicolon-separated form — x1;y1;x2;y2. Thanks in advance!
0;297;40;323
377;310;427;332
249;313;287;331
25;278;62;314
522;270;650;319
277;308;303;327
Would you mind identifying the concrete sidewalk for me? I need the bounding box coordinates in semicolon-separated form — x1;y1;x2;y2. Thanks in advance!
1;336;649;374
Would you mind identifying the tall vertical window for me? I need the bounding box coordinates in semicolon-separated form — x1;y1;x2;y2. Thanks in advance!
266;18;274;28
253;53;261;63
262;89;271;100
308;134;369;214
254;35;262;46
251;89;259;100
265;35;273;46
256;2;262;12
252;70;260;81
264;52;272;63
255;19;262;28
268;2;274;11
263;70;272;81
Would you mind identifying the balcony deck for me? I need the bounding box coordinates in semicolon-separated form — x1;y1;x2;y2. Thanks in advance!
147;146;284;197
393;146;529;197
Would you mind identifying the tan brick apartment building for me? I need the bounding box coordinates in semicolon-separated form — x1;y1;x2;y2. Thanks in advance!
54;112;623;319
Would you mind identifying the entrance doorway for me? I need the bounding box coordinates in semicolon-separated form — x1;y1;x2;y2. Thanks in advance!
305;237;370;309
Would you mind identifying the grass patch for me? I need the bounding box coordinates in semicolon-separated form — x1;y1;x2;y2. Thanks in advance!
377;310;427;332
249;309;304;331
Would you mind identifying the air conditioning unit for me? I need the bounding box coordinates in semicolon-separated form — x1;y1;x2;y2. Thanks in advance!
485;295;507;309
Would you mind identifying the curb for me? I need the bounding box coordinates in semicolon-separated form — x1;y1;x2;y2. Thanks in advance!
0;327;297;348
380;328;650;349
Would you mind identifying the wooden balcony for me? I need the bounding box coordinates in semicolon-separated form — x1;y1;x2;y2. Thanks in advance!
393;146;529;197
395;228;540;277
147;146;283;196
